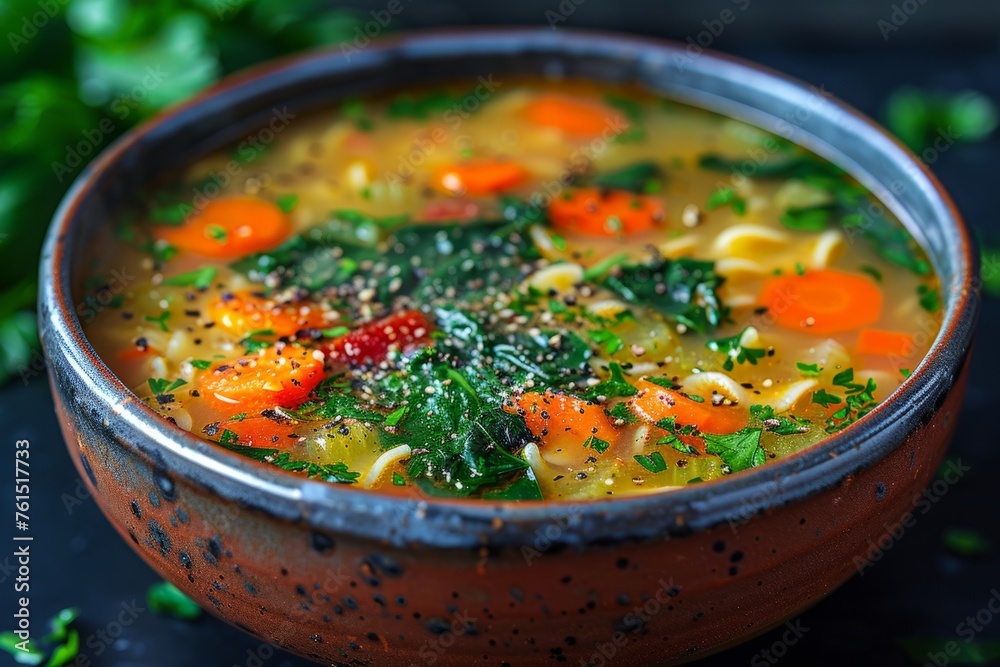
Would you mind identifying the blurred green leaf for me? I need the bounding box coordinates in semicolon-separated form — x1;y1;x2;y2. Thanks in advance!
884;87;998;152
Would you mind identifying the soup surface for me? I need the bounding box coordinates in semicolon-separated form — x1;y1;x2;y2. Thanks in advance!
82;79;943;501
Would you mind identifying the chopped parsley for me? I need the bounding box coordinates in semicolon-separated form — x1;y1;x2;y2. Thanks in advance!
795;362;822;376
811;388;842;408
145;310;171;332
584;435;611;454
161;266;217;290
705;327;766;371
704;427;765;473
276;193;299;213
148;581;203;620
705;186;747;215
634;451;667;473
585;362;637;400
148;377;186;395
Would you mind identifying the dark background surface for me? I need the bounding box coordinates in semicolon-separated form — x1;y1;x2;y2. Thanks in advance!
4;2;1000;666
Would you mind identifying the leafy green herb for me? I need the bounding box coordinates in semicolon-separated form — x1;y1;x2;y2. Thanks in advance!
811;389;842;408
900;368;912;378
602;257;727;334
387;89;483;120
749;404;809;436
918;284;942;312
942;528;991;557
241;328;275;353
148;581;203;621
780;205;832;231
897;638;1000;666
606;401;639;425
148;377;186;395
385;405;409;427
586;362;637;400
583;252;630;281
220;440;361;484
796;362;822;376
0;607;81;666
341;98;374;132
145;310;171;332
321;326;350;338
149;203;191;225
705;187;747;215
190;359;212;371
604;93;645;143
706;327;765;371
276;194;299;213
589;329;624;355
392;472;406;486
860;265;883;282
205;224;227;243
584;435;611;454
704;427;765;473
161;266;217;290
591;161;662;193
825;371;878;433
634;451;668;473
884;87;998;152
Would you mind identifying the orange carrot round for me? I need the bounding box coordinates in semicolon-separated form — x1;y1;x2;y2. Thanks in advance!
856;328;914;358
220;416;304;449
525;95;626;137
629;379;747;435
434;159;528;196
507;391;618;467
208;292;328;338
548;188;664;236
156;198;291;258
196;345;324;412
757;269;883;335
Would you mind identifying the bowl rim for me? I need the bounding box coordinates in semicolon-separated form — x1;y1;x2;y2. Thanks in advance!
39;27;979;547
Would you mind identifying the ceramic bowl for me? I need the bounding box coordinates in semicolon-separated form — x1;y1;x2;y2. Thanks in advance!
38;28;978;666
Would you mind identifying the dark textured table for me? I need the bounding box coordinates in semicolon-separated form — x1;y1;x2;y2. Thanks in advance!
3;46;998;666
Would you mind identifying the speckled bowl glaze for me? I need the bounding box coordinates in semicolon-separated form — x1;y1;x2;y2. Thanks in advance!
39;28;978;666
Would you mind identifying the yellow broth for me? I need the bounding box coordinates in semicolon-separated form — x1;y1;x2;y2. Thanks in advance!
81;79;943;501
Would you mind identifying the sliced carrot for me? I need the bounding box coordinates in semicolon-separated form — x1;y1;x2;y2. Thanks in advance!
219;415;304;449
207;292;328;338
857;328;915;358
196;345;324;412
525;95;626;137
506;391;618;467
757;269;883;335
548;188;664;236
155;197;291;258
434;159;528;196
630;379;747;436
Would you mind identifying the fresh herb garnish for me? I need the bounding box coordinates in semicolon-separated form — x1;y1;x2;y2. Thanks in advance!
148;377;186;395
585;362;638;400
811;388;842;408
704;427;765;473
749;404;809;435
0;607;80;667
161;266;217;290
219;440;361;484
584;435;611;454
780;205;832;231
145;310;171;332
796;362;822;376
591;161;662;193
148;581;203;620
589;329;624;355
705;327;765;371
634;451;668;473
705;186;747;215
602;256;728;334
918;284;942;312
276;193;299;213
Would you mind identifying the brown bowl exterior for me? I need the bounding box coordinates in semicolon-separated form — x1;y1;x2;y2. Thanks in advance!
50;360;969;666
39;29;979;666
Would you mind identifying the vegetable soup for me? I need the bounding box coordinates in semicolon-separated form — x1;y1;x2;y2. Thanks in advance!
81;79;943;500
